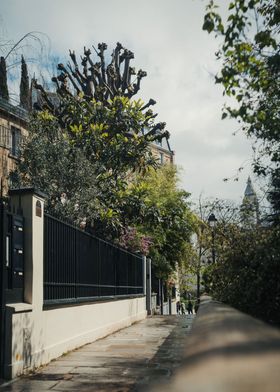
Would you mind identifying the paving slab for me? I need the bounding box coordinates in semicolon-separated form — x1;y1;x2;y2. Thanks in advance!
0;315;194;391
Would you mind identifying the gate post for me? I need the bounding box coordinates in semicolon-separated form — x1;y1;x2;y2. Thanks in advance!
146;258;152;315
142;255;146;297
3;188;46;379
9;188;46;305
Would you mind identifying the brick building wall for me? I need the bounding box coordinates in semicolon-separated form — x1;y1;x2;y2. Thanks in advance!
0;98;28;195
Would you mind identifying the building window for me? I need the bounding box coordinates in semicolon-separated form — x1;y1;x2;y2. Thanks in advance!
159;152;164;165
10;126;21;157
0;125;10;148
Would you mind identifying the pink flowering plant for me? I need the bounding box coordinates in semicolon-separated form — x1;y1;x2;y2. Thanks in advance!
119;226;153;255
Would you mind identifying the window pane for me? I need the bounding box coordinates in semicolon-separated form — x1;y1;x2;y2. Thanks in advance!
11;127;21;157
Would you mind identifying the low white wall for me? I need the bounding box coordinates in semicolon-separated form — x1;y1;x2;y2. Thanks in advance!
4;190;147;379
6;296;146;378
44;297;146;361
162;300;176;315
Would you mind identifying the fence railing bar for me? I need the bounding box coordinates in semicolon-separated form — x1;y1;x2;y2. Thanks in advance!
44;293;145;306
44;212;144;304
44;212;142;259
44;282;143;289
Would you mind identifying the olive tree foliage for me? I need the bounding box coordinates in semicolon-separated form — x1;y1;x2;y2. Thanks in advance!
203;0;280;176
13;43;170;239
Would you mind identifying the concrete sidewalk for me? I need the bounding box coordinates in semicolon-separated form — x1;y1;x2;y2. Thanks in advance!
0;315;194;391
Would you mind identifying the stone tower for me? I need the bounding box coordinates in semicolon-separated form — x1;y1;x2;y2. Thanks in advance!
241;176;259;225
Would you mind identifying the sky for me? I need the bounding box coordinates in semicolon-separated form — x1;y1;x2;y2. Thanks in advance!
0;0;256;204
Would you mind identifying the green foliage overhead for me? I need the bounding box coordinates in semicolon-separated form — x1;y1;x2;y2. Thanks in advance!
198;0;280;315
203;0;280;175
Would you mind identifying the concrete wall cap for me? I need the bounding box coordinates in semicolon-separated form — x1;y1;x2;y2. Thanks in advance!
6;303;33;313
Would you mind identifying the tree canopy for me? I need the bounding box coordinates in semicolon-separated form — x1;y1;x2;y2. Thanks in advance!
12;41;196;285
118;165;195;278
203;0;280;176
195;197;280;324
204;212;280;324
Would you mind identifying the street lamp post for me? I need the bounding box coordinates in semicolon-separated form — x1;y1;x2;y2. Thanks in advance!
208;213;217;263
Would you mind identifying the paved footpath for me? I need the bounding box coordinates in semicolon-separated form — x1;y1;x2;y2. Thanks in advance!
1;315;194;392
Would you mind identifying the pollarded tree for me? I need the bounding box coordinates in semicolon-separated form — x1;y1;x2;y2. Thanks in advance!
14;43;170;240
32;42;169;184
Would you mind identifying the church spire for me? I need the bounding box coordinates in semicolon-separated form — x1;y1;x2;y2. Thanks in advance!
244;176;255;198
241;176;259;225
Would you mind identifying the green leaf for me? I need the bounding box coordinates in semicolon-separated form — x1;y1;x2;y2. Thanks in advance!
202;14;215;33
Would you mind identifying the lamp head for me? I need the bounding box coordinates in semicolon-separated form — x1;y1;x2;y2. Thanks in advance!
208;213;217;228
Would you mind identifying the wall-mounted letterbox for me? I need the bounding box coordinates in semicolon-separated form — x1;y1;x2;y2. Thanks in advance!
12;215;24;289
5;212;24;303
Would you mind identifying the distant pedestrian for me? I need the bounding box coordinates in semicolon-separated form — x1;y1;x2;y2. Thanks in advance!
187;300;193;314
176;301;181;315
181;302;186;315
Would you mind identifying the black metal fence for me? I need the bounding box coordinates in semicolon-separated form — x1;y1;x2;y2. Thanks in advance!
44;214;144;305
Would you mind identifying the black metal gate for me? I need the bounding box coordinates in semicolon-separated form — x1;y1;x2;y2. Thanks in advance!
0;199;24;378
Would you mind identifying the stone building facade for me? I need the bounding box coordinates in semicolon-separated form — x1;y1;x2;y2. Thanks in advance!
150;137;174;165
0;97;28;196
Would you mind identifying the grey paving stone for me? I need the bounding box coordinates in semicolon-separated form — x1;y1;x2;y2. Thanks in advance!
2;315;194;391
0;379;60;391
